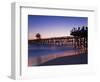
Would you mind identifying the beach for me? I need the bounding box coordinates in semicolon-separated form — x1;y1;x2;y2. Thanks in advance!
28;49;87;66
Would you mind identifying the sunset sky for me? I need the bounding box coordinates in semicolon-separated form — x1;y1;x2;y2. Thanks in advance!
28;15;88;40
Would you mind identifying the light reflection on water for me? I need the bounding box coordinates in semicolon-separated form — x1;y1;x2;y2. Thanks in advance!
28;44;74;57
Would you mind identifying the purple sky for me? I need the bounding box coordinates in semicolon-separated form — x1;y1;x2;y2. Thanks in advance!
28;15;88;40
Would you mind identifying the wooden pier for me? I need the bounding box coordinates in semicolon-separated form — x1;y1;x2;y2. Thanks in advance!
28;36;74;46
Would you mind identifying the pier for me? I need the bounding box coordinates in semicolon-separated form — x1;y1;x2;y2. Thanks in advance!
28;26;88;54
29;36;74;46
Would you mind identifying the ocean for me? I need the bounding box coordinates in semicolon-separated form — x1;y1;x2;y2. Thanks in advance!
28;44;74;57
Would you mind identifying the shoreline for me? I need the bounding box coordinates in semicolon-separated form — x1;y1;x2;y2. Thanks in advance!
38;53;87;66
28;50;87;66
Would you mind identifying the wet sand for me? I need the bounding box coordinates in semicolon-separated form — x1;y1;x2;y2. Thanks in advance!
38;53;87;66
28;50;87;66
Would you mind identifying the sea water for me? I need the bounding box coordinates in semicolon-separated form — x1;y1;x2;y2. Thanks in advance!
28;44;74;57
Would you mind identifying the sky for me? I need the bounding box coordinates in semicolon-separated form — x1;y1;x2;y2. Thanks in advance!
28;15;88;40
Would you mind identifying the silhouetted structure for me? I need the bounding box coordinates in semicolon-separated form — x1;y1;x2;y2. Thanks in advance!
29;36;73;46
29;26;87;55
36;33;41;39
70;26;88;54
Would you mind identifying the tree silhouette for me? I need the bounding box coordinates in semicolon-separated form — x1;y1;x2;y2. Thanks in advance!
36;33;41;39
70;26;88;54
